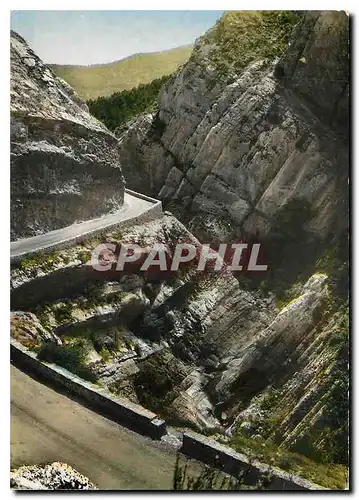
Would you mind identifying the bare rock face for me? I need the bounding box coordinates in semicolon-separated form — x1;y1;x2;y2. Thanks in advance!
11;31;125;241
215;274;329;403
117;11;349;243
10;462;97;490
225;293;348;464
9;13;348;467
276;10;349;128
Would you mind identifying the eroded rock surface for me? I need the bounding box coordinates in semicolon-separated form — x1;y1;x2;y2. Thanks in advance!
11;30;125;241
10;212;338;444
11;310;61;348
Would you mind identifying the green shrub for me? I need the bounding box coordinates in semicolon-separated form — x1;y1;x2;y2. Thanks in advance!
83;283;105;308
83;283;126;309
99;347;111;363
35;303;52;329
53;302;73;325
260;388;283;412
194;11;301;78
37;340;96;382
18;251;62;273
87;74;171;133
315;231;349;303
231;433;347;489
77;250;91;264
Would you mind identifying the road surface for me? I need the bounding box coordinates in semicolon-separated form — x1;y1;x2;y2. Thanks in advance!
11;365;179;490
10;191;161;260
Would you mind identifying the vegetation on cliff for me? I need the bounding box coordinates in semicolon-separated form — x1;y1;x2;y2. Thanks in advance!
193;11;301;77
133;350;187;419
87;74;170;133
88;12;302;134
11;11;349;490
229;433;347;490
37;340;97;382
173;454;270;490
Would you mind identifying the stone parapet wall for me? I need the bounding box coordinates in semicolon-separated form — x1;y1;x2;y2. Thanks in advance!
10;340;166;440
181;431;324;491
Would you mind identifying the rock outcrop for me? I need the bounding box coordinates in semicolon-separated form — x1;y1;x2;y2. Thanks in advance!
10;31;125;241
117;11;349;244
10;462;97;490
10;213;274;428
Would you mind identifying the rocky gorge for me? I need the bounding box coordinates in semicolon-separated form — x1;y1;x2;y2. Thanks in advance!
115;11;349;471
10;11;349;490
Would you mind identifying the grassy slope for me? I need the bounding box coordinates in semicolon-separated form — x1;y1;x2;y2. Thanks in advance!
51;45;192;100
230;434;348;490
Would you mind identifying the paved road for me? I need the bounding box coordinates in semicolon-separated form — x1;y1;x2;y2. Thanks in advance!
10;191;160;260
11;365;179;490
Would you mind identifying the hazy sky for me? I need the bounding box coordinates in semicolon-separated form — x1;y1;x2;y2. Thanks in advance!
10;10;224;65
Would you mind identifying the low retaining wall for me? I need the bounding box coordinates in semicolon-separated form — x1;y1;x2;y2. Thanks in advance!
10;341;325;490
181;431;322;491
10;340;166;440
124;188;161;205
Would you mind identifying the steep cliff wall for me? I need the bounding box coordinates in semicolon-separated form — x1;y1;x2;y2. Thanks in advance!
113;11;349;473
11;31;125;240
117;11;349;245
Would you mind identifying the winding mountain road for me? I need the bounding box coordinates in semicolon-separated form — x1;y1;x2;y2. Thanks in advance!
9;190;193;489
10;190;161;261
11;366;182;490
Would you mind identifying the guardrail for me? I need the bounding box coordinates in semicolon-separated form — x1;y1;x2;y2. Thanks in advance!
124;188;161;205
10;340;166;440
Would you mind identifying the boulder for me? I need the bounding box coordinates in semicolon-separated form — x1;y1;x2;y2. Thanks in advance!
10;462;97;490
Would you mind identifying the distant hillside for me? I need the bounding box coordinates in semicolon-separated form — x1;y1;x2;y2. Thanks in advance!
87;74;171;134
51;45;192;100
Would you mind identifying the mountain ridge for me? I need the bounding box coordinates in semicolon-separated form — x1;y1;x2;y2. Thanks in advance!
50;45;192;99
50;44;193;68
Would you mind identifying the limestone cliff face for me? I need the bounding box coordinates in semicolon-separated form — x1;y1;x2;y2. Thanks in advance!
10;31;125;241
118;11;349;243
113;12;349;461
